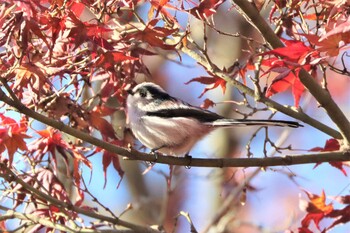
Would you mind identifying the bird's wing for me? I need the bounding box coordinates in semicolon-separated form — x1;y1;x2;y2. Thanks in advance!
145;106;224;122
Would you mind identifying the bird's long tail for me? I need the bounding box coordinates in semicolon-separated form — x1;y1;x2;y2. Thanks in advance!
209;119;302;128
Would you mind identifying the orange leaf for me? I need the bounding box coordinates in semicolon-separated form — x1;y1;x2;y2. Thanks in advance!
13;63;47;97
302;33;344;57
0;221;7;233
301;190;333;230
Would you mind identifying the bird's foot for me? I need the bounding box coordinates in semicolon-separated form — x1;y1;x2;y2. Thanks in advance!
149;147;164;165
184;153;192;169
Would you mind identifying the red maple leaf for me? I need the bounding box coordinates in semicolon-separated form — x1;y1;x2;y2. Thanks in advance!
189;0;225;20
261;40;319;107
0;115;30;164
65;10;113;49
28;127;92;202
148;0;180;26
69;2;86;18
264;66;305;106
88;106;117;140
102;148;124;188
310;138;346;176
185;76;226;98
92;140;124;188
29;127;92;170
201;98;216;109
0;221;6;233
38;13;65;56
263;40;316;62
299;190;350;232
94;51;139;69
12;168;78;230
122;18;178;50
326;205;350;230
36;128;78;161
149;0;169;18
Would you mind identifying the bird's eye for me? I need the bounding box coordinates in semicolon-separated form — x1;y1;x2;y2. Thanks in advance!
139;89;147;98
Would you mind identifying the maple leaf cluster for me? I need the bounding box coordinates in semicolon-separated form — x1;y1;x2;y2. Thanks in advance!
256;0;350;107
10;168;79;232
298;190;350;232
260;40;319;107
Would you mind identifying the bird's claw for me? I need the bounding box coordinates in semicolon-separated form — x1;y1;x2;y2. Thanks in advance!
149;149;161;165
184;154;192;169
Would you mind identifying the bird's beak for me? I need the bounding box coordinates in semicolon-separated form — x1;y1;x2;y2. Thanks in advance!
127;89;133;95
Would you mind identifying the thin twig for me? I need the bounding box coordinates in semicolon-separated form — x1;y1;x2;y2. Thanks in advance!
177;211;198;233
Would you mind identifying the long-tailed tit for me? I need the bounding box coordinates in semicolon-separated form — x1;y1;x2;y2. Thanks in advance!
126;82;302;156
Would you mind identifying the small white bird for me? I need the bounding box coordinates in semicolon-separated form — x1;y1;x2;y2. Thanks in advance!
126;82;302;156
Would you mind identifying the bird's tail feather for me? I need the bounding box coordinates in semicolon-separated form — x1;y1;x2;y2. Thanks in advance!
209;119;302;128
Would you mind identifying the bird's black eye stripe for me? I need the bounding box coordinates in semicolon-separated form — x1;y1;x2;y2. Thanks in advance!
146;86;173;100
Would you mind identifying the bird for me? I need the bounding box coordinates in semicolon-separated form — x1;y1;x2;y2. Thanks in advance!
126;82;302;156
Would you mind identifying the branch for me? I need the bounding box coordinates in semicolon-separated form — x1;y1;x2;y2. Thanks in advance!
0;209;136;232
0;164;161;233
0;88;348;168
125;151;350;167
176;211;198;233
231;0;350;146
